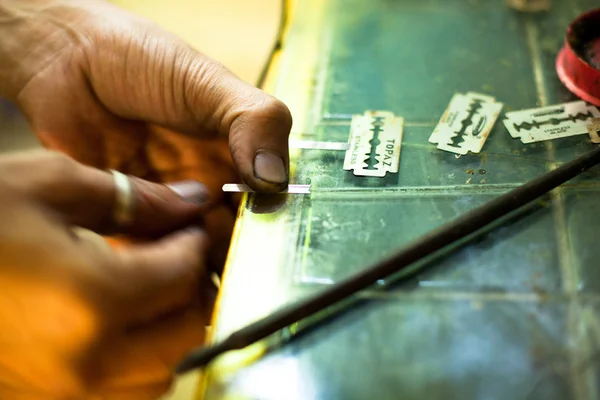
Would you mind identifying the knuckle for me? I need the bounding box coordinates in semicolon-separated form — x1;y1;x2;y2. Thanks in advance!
0;151;81;200
196;59;230;96
248;94;293;129
262;95;293;128
44;150;77;169
182;56;231;124
43;151;79;178
229;94;293;133
34;151;84;194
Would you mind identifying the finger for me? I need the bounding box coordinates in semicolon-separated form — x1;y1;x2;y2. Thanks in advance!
0;150;210;236
105;228;208;327
83;15;292;191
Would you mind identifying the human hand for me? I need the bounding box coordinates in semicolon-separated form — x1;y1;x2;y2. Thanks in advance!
0;0;292;193
0;150;215;400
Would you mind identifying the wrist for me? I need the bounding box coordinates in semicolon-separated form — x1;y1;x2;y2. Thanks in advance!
0;0;96;100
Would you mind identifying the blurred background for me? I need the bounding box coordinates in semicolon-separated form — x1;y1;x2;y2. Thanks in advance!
111;0;282;86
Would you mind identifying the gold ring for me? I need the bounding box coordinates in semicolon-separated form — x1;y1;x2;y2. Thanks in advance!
110;169;135;228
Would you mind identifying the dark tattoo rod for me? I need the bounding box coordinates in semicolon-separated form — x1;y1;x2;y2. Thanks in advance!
176;145;600;374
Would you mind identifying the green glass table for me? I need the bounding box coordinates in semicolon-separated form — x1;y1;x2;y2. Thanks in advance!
198;1;600;399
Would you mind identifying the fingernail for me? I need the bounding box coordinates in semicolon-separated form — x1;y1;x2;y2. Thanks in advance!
167;181;209;205
254;150;287;184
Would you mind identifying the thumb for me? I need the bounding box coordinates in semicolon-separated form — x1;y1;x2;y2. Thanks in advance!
83;10;292;191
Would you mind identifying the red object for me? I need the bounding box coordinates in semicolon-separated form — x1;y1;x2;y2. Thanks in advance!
556;8;600;107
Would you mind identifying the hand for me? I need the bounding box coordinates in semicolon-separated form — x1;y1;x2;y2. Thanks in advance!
0;150;215;400
0;0;292;273
1;0;292;194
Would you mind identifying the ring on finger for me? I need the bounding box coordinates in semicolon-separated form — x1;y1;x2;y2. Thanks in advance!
110;169;136;228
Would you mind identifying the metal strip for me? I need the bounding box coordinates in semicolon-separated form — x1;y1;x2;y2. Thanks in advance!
222;183;311;194
289;139;349;150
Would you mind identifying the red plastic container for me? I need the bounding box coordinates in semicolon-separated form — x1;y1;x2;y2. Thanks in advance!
556;8;600;107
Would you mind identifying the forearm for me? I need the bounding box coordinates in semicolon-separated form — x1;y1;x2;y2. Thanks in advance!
0;0;98;100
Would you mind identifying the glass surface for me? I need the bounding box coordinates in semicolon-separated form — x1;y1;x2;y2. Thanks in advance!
200;1;600;399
